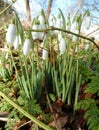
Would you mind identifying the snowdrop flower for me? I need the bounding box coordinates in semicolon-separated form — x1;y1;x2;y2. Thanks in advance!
6;23;16;44
72;29;79;42
66;13;71;31
5;53;9;59
58;32;62;42
55;14;62;33
85;11;91;30
66;23;71;31
70;21;78;32
71;19;79;42
23;39;31;55
42;49;48;60
85;44;90;51
38;10;45;28
49;15;56;26
49;15;56;35
59;37;66;54
13;35;19;50
41;41;44;47
32;20;40;40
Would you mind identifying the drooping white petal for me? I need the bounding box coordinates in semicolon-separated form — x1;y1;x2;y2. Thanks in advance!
85;16;91;30
70;22;78;32
72;29;79;42
55;18;61;28
6;24;16;44
23;39;31;55
38;15;45;27
85;44;90;51
49;15;56;26
32;24;40;40
41;42;44;47
58;32;62;42
42;49;48;60
59;38;66;54
13;35;19;50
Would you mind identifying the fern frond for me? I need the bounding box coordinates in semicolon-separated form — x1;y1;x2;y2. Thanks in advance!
85;76;99;95
84;105;99;130
74;98;95;110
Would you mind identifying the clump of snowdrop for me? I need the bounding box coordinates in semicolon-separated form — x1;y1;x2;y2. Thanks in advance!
6;23;16;44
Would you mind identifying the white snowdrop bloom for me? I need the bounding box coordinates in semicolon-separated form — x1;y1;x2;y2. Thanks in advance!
70;22;78;32
49;15;56;26
32;24;40;40
6;24;16;44
58;32;62;42
59;38;66;54
41;42;44;47
85;44;90;51
13;35;19;50
66;23;70;31
42;49;48;60
75;46;78;53
56;18;61;28
72;29;79;42
38;15;45;27
18;35;22;45
85;16;91;30
5;53;9;59
23;39;31;55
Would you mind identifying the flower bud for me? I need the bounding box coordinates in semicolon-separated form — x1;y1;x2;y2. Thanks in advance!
6;23;16;44
23;39;31;55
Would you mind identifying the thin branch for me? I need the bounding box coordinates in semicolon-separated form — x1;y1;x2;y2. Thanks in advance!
28;26;99;50
86;27;99;36
17;120;32;130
